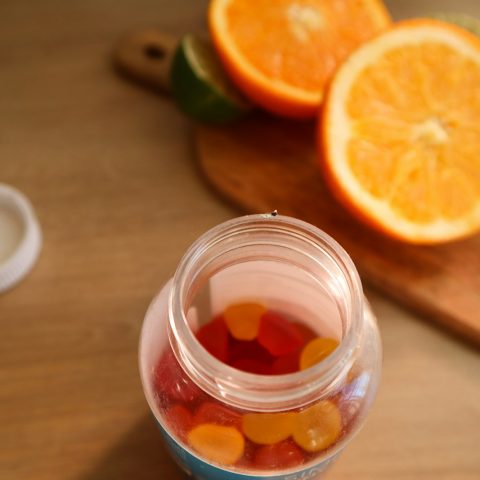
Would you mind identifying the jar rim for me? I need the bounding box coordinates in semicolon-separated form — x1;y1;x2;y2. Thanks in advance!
168;213;364;411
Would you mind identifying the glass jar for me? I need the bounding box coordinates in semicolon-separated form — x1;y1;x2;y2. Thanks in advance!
139;214;381;480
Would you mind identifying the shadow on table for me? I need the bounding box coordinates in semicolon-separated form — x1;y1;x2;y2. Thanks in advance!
79;414;189;480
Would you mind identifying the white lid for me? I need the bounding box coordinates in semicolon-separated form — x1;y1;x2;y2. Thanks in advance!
0;184;42;293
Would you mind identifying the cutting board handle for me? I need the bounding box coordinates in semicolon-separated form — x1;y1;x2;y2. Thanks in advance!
113;29;177;93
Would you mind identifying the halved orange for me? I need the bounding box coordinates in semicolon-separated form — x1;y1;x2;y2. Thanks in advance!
321;19;480;244
208;0;391;118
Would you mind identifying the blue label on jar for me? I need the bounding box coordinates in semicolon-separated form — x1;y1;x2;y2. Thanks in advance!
156;419;337;480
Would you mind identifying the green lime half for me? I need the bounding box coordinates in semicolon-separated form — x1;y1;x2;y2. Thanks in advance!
430;12;480;36
170;34;252;124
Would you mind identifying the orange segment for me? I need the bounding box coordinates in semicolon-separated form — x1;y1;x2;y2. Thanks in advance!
187;423;245;465
224;302;266;340
299;337;339;370
209;0;391;118
292;400;342;452
321;19;480;243
242;412;295;444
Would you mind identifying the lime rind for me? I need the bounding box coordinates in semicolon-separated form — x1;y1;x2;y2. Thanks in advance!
430;12;480;36
184;35;249;107
170;34;252;123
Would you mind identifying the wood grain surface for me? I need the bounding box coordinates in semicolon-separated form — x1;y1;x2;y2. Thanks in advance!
196;116;480;345
0;1;479;480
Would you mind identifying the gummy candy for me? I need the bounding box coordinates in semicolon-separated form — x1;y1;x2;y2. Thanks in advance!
231;358;272;374
154;350;202;405
299;337;339;370
228;338;274;374
187;423;245;465
257;311;304;356
196;315;229;362
156;304;348;471
291;321;318;343
242;412;295;445
292;401;341;452
271;350;300;375
224;302;266;340
164;404;194;442
194;401;242;430
253;440;305;469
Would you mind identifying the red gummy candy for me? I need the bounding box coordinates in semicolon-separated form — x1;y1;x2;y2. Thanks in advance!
229;338;274;363
258;312;304;356
196;315;229;362
228;339;274;374
291;321;318;343
164;403;194;442
194;401;242;430
235;439;257;469
154;350;202;405
231;357;272;375
271;350;300;374
253;440;305;469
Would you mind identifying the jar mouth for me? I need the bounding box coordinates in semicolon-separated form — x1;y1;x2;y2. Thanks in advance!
168;214;364;411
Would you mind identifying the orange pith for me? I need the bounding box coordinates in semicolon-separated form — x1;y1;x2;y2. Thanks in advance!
321;20;480;243
209;0;391;118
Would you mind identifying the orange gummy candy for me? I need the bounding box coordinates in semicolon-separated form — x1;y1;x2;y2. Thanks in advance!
242;412;295;445
299;338;339;370
187;423;245;465
292;401;342;452
224;302;266;341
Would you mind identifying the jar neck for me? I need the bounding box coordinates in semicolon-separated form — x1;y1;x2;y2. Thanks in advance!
168;214;364;411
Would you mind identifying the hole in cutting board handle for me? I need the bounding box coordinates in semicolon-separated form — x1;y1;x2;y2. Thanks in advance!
144;44;166;60
113;29;178;93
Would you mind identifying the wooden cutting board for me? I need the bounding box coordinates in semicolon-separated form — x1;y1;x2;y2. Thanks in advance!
114;30;480;346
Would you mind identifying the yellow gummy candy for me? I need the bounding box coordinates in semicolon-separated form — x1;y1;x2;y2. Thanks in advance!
224;302;266;340
292;400;342;452
242;412;295;445
187;423;245;465
299;337;339;370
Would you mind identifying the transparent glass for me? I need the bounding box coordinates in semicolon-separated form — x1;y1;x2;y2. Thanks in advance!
139;214;382;479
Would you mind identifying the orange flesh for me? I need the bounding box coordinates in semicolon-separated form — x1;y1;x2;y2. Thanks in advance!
224;0;389;93
346;42;480;223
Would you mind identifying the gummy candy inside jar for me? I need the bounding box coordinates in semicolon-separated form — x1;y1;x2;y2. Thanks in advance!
139;214;381;479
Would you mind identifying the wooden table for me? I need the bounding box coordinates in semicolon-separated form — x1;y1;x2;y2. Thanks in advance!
1;1;479;479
